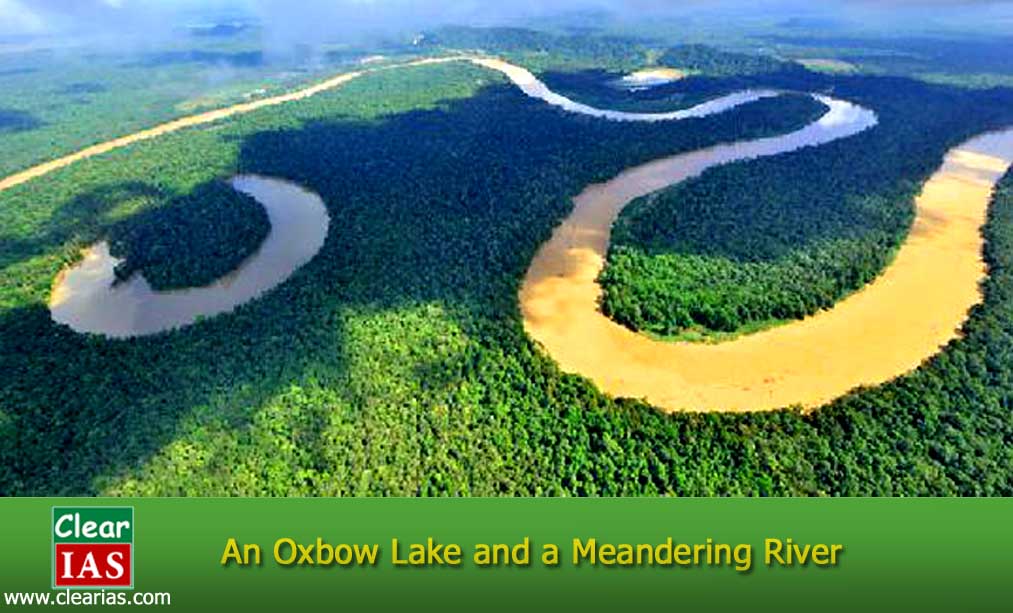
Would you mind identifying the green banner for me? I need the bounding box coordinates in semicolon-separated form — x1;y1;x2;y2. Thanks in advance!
1;499;1010;611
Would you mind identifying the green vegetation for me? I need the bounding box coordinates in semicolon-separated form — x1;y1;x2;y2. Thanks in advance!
766;34;1013;88
108;181;270;290
435;32;809;114
658;44;796;76
795;59;858;74
0;61;828;495
0;31;412;177
600;72;1013;337
538;65;774;114
0;108;43;133
536;69;708;114
2;33;1013;497
423;26;648;71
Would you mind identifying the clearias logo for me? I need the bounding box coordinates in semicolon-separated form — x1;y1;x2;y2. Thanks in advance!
52;507;134;589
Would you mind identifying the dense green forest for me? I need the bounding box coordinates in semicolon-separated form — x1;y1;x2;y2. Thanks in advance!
535;69;718;114
599;71;1013;337
428;30;809;114
765;34;1013;87
537;58;792;115
423;26;649;71
658;44;797;76
107;181;270;290
0;29;402;177
0;60;828;495
2;40;1013;496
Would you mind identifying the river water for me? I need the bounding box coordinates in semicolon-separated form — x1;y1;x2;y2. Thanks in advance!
50;175;329;337
46;57;1013;415
520;119;1013;412
470;58;781;122
47;58;796;338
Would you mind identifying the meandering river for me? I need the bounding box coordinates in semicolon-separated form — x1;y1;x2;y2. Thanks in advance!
43;57;793;339
13;56;1013;411
521;126;1013;412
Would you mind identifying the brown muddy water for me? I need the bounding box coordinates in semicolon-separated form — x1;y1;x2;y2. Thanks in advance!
42;58;785;339
49;176;329;337
520;125;1013;412
24;56;1012;413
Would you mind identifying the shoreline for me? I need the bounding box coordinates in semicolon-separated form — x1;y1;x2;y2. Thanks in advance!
9;54;1007;413
519;128;1013;412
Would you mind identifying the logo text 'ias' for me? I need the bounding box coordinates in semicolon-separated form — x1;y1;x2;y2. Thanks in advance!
52;507;134;589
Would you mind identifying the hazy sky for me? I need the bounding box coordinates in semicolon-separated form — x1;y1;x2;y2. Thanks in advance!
2;0;1012;40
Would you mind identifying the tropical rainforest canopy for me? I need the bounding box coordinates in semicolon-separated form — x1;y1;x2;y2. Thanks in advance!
2;33;1013;496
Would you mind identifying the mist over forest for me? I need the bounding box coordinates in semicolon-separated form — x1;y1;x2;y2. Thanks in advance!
3;1;1012;49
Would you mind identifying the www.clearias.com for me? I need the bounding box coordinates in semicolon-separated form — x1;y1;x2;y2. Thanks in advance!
3;591;170;607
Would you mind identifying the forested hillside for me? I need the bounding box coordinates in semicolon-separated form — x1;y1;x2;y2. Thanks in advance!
2;45;1012;497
